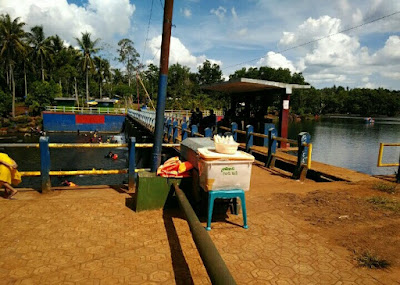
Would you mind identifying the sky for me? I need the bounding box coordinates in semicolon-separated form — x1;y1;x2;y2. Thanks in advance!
1;0;400;89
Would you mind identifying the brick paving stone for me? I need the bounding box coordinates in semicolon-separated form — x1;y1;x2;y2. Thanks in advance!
0;165;398;284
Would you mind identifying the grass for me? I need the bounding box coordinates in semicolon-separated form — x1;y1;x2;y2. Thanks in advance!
367;196;400;212
373;182;398;194
356;251;390;269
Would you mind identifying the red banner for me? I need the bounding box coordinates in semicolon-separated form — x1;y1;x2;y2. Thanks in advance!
75;115;105;124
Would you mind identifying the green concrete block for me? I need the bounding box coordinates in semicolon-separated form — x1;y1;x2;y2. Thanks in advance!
134;172;190;212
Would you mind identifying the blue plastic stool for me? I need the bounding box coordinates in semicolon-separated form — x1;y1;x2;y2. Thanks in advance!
206;189;248;231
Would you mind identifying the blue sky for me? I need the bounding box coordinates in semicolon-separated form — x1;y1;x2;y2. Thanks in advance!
1;0;400;89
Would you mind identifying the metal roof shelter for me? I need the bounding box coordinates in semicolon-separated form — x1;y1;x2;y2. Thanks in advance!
202;78;311;144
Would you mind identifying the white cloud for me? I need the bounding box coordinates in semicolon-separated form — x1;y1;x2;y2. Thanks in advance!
181;8;192;18
0;0;135;44
210;6;227;21
257;52;298;73
147;35;222;71
276;15;400;88
231;7;238;20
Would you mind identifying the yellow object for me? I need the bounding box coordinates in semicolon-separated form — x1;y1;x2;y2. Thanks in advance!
377;143;400;167
0;153;22;186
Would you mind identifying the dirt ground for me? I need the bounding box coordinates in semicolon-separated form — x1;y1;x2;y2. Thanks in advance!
268;178;400;271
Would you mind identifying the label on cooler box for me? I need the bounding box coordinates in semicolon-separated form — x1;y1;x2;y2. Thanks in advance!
199;159;253;191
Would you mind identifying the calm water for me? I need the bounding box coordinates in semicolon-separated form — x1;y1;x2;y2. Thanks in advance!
288;117;400;175
0;126;153;188
0;117;399;188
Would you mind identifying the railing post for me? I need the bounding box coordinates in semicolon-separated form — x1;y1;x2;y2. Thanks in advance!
172;121;178;143
397;155;400;183
264;123;275;147
128;137;136;191
231;122;238;141
167;119;172;142
293;132;311;179
191;125;198;137
39;136;51;193
182;122;188;140
266;128;278;167
204;128;212;138
246;125;254;153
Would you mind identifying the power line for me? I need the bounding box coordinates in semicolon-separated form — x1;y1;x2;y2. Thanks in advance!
159;0;164;10
225;10;400;70
141;0;154;68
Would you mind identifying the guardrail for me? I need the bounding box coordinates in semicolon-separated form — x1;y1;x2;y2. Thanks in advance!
45;106;127;114
0;138;179;192
377;143;400;183
129;110;313;180
219;123;312;180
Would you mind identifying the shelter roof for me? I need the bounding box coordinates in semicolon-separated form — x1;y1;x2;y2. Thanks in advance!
201;78;311;94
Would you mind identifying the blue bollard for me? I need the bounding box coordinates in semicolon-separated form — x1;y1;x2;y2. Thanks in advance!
246;125;254;153
266;128;278;167
191;125;198;137
128;137;136;191
167;119;172;142
205;127;212;138
264;123;275;147
173;121;178;142
182;122;188;141
231;122;238;141
294;132;311;179
39;136;51;193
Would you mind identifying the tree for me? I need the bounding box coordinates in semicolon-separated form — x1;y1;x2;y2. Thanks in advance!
117;38;140;87
0;14;26;117
26;81;61;115
27;25;53;81
94;56;111;98
197;60;223;85
75;32;100;102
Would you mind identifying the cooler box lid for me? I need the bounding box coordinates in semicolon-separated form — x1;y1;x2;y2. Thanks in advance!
198;147;255;161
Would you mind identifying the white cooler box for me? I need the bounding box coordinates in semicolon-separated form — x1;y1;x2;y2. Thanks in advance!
197;148;255;191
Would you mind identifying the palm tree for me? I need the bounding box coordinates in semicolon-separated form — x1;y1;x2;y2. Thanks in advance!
0;14;26;117
75;32;100;103
27;25;53;81
94;56;111;99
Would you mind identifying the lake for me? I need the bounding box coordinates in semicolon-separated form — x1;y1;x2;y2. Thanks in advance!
0;116;399;188
288;117;400;175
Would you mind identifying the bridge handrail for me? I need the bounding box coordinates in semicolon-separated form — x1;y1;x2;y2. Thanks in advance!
0;139;179;192
45;106;127;114
129;110;313;180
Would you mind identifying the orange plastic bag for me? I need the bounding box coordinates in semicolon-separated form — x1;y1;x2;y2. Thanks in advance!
157;157;193;178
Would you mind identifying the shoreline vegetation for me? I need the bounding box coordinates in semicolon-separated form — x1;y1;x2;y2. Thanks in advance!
0;13;399;132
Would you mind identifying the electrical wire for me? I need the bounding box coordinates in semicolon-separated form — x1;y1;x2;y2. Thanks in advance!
225;10;400;70
141;0;154;69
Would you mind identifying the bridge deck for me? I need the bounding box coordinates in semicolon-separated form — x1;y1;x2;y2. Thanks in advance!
1;164;398;284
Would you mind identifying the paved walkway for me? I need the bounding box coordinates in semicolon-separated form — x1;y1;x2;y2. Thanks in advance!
0;166;395;284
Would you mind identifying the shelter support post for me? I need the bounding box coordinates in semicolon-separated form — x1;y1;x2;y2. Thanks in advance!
279;87;292;149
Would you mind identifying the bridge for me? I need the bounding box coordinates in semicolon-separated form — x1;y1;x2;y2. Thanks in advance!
1;108;397;284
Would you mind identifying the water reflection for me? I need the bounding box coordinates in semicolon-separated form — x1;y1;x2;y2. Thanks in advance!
289;118;400;175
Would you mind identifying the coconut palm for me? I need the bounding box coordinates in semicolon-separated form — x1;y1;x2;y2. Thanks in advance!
0;14;26;117
94;56;111;99
75;32;100;103
27;25;53;82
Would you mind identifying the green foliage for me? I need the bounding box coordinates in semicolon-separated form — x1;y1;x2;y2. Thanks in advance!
356;251;390;269
0;89;12;117
367;196;400;212
372;183;398;194
26;81;61;115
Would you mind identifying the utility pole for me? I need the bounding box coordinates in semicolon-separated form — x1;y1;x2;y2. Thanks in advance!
151;0;174;172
